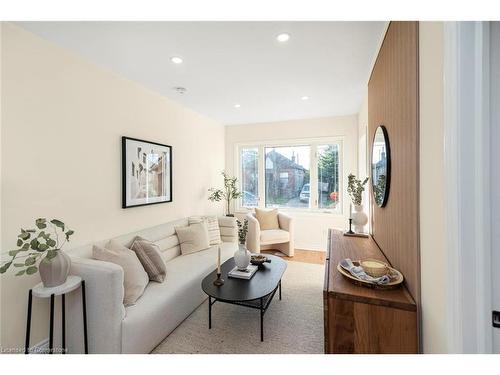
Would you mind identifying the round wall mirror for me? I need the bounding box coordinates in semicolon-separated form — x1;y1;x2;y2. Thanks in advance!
371;125;391;207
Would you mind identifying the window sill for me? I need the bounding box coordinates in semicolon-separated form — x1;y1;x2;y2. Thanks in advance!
235;208;344;217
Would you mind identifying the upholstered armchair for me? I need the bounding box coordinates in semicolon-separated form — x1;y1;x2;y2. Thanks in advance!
246;211;294;257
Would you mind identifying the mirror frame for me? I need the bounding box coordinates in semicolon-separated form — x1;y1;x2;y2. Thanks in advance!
371;125;391;208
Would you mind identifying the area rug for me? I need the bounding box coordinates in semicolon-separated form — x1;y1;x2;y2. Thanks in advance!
152;261;325;354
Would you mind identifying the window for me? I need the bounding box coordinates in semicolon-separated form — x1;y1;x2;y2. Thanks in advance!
265;145;310;208
237;139;342;213
317;144;340;210
240;147;259;207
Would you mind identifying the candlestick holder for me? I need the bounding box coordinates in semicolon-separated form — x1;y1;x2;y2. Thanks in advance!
213;272;225;286
347;218;355;234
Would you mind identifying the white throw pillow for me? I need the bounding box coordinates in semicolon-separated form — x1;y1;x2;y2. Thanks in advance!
92;239;149;306
255;208;280;230
189;216;222;245
175;222;210;255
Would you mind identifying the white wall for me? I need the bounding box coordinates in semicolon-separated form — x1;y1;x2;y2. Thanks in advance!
0;23;225;350
419;21;448;353
225;115;358;251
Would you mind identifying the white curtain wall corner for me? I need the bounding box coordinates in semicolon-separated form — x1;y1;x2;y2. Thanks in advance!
442;21;493;354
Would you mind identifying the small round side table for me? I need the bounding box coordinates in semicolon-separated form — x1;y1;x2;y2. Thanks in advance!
25;275;88;354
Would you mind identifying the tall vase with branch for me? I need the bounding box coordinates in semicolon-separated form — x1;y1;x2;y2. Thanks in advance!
0;218;75;287
208;171;243;216
347;174;369;233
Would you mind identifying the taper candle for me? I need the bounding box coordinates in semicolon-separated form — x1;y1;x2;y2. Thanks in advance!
217;245;221;274
349;203;352;219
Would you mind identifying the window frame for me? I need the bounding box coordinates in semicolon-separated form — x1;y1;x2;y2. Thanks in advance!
235;137;344;215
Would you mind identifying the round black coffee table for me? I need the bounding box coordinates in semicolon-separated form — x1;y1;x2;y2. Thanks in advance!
201;253;286;342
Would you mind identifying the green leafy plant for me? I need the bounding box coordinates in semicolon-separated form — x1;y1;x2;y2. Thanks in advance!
236;219;249;245
373;175;387;206
347;174;369;206
0;218;74;277
208;171;243;216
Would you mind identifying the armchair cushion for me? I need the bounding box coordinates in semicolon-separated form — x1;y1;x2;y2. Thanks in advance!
255;208;280;230
260;229;290;244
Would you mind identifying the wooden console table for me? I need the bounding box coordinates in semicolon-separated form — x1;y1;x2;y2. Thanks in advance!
323;229;418;353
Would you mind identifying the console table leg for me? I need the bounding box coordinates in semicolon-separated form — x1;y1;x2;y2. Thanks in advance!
279;280;282;300
62;294;66;354
81;280;88;354
260;298;264;342
49;294;54;354
25;289;33;354
208;296;212;329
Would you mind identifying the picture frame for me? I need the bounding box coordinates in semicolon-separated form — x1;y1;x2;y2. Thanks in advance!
122;136;172;208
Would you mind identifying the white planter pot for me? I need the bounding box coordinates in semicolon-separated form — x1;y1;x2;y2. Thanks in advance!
352;205;368;233
234;245;251;270
39;250;71;287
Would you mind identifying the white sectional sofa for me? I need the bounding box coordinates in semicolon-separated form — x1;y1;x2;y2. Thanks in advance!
63;216;238;354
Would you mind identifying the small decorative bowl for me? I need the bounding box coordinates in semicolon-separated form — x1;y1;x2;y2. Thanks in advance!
360;259;388;278
250;255;268;266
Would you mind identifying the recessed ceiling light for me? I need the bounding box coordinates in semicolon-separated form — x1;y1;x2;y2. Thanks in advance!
170;56;183;64
234;104;241;108
301;96;310;101
172;87;187;94
276;33;290;42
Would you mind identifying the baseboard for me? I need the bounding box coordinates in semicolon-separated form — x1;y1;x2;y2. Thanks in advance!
29;338;49;354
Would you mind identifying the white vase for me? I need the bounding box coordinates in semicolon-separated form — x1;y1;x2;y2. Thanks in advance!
352;205;368;233
234;245;251;270
39;250;71;287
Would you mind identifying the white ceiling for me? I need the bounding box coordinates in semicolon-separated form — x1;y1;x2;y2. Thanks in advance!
16;22;386;125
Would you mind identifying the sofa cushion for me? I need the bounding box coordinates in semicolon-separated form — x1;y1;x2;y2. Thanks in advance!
92;240;149;306
121;242;237;353
130;236;167;283
260;229;290;244
175;222;211;255
255;208;280;230
189;216;222;245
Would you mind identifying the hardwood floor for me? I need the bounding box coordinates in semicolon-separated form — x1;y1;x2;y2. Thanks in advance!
261;249;326;265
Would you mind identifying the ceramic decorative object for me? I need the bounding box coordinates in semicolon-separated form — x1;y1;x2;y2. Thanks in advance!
39;250;71;287
352;205;368;233
234;245;251;270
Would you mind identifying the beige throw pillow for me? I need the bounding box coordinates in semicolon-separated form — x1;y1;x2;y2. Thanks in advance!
92;239;149;306
175;222;210;255
255;208;280;230
189;216;222;245
130;236;167;283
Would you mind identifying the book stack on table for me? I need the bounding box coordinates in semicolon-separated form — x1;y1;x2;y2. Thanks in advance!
228;264;258;280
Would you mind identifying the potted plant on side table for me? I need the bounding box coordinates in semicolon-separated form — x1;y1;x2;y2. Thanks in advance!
0;218;75;287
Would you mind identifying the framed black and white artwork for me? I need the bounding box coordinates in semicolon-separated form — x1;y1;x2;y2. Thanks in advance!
122;136;172;208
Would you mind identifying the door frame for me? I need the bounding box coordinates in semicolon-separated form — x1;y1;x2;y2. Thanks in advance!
443;21;492;353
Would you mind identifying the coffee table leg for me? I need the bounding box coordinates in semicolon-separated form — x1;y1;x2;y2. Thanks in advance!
208;296;212;329
279;280;282;300
260;297;264;342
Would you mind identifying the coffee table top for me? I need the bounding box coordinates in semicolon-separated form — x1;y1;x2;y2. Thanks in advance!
202;254;286;302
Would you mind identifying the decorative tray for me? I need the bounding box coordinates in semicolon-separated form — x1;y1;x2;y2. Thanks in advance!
336;260;404;290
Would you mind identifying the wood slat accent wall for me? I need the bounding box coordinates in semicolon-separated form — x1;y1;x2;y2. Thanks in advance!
368;22;420;307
